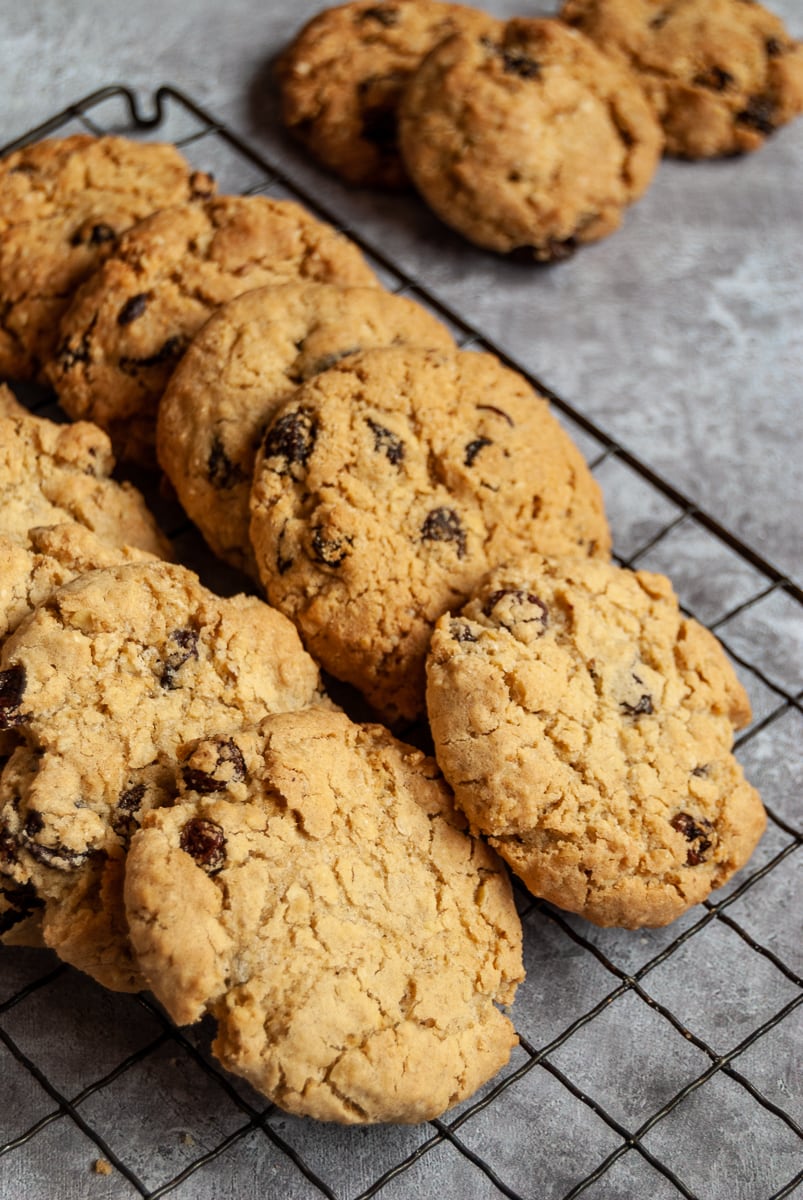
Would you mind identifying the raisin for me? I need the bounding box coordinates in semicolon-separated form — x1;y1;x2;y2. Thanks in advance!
111;783;147;841
420;508;466;557
0;666;27;729
541;237;578;263
464;437;492;467
670;811;713;866
694;66;734;91
117;293;149;326
483;589;548;632
502;50;541;79
182;738;246;795
309;347;361;374
358;5;398;26
70;222;116;247
207;434;244;489
118;334;189;374
736;95;776;134
476;404;514;427
621;693;654;716
649;9;670;29
189;171;216;200
765;37;783;57
311;526;352;568
450;620;478;644
0;824;19;866
160;629;199;690
691;764;709;778
366;417;405;465
20;813;93;870
179;817;226;873
56;331;92;371
262;407;318;476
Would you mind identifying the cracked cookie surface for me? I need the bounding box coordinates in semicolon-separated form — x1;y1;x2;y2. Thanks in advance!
125;707;524;1123
249;345;610;724
426;554;766;927
157;282;454;577
277;0;494;188
48;195;378;465
0;134;214;381
0;560;330;990
399;17;664;257
560;0;803;157
0;387;172;559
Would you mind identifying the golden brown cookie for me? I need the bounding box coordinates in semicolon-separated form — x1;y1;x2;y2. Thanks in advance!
249;346;610;724
48;195;378;465
0;386;172;559
277;0;494;188
560;0;803;158
0;560;330;991
157;282;455;576
125;708;524;1123
0;134;214;381
426;554;766;927
398;17;664;258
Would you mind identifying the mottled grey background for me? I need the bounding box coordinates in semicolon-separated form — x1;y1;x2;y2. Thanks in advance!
0;3;801;1199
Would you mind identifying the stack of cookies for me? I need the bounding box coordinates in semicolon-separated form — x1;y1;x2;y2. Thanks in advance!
0;127;766;1125
277;0;803;259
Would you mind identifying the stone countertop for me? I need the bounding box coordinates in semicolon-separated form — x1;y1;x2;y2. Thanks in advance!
1;4;801;1200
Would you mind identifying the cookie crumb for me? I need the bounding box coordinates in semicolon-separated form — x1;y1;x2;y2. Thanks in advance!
92;1158;113;1176
181;1132;195;1147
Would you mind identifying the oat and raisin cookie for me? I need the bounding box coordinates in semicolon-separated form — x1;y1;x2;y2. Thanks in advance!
277;0;494;188
249;346;610;724
157;282;454;577
560;0;803;158
0;387;171;559
0;560;330;990
398;17;664;259
125;707;523;1122
426;554;766;927
0;134;214;381
49;195;378;465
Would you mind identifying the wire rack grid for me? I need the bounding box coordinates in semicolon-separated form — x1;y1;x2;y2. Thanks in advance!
0;86;800;1200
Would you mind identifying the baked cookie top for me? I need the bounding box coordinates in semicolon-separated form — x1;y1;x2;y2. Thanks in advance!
398;17;664;258
249;346;610;724
0;388;172;559
125;707;524;1123
560;0;803;158
48;195;378;465
157;282;455;577
277;0;493;188
0;134;215;381
426;554;766;928
0;560;330;990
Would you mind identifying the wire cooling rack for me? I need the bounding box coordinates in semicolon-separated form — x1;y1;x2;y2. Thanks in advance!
0;86;800;1200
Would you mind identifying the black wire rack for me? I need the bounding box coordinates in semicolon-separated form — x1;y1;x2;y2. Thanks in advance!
0;86;800;1200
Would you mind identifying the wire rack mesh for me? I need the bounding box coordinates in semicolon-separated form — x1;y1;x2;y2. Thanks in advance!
0;85;800;1200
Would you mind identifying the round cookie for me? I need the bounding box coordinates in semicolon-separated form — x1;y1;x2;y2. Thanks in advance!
0;134;215;381
249;346;610;724
48;195;378;465
398;17;664;258
560;0;803;158
426;554;766;928
277;0;494;188
0;560;331;990
125;707;524;1123
0;387;172;559
157;282;455;576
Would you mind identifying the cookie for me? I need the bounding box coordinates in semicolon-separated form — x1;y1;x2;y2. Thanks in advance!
277;0;493;188
249;346;610;724
48;195;379;465
125;707;523;1122
0;560;331;990
157;282;455;576
0;387;172;559
426;554;766;927
560;0;803;158
398;17;664;258
0;134;215;381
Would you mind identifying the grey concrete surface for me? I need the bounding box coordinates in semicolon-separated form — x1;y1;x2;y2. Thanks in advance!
0;3;801;1199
